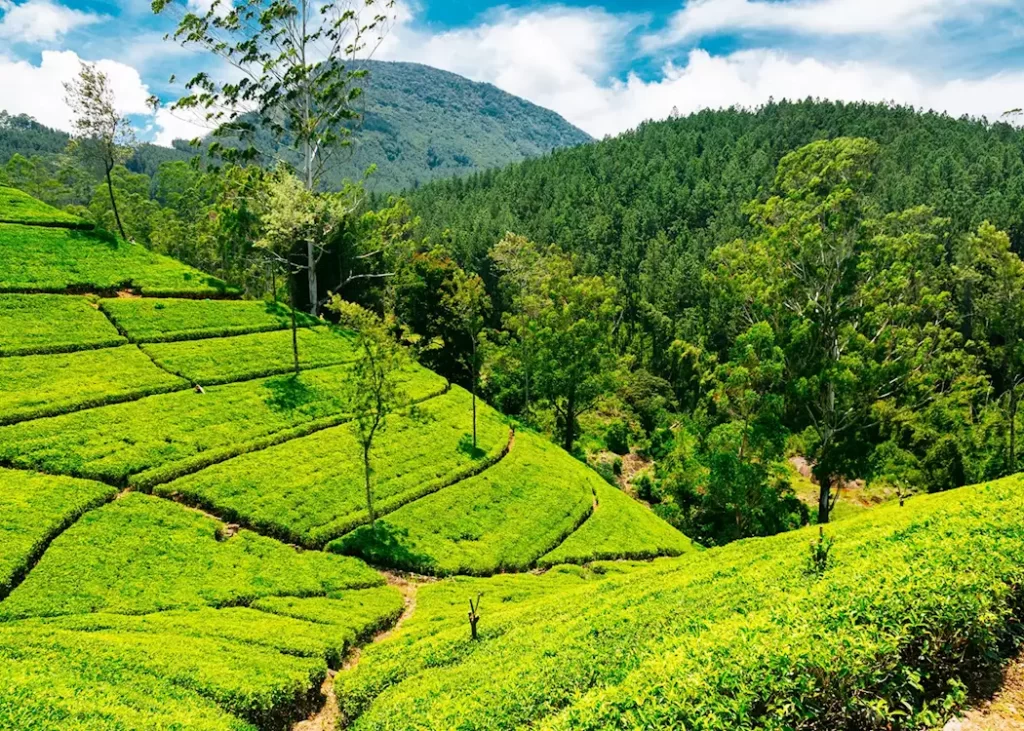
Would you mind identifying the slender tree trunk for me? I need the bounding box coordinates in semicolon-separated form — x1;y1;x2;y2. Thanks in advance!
363;444;376;529
818;474;832;525
564;385;576;453
471;338;478;449
290;304;299;376
1009;385;1018;473
106;163;127;242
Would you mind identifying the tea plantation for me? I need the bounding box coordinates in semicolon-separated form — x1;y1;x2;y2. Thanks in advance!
0;191;705;730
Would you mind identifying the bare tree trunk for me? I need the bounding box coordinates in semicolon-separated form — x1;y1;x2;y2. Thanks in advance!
818;474;832;525
306;240;318;316
564;385;576;453
363;444;376;529
1010;385;1018;473
106;164;127;242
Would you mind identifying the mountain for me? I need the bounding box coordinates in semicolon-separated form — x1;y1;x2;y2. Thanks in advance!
321;59;593;191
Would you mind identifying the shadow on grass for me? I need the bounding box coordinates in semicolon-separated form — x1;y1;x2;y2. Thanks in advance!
332;521;436;573
262;374;318;412
458;433;486;460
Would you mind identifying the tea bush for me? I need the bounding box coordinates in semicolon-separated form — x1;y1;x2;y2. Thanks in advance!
331;430;596;575
0;467;116;598
0;187;86;227
538;480;695;566
100;297;317;343
0;493;382;619
0;294;125;356
141;327;358;385
339;475;1024;731
0;364;446;486
0;345;187;424
159;387;509;546
0;223;231;295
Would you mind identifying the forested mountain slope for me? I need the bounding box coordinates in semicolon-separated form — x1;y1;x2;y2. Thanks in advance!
403;100;1024;278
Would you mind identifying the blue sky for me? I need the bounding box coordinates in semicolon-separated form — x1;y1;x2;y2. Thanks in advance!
1;0;1023;145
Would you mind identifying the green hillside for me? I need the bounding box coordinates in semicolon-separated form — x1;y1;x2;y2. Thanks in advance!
0;190;696;729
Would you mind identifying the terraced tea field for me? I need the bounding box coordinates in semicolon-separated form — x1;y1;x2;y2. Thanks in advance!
0;191;696;729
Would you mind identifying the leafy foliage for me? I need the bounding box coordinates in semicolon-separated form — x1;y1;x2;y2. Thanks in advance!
0;294;125;356
0;186;85;226
0;345;186;425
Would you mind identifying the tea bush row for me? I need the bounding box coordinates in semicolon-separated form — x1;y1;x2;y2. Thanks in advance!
0;345;187;425
538;480;695;567
141;327;358;385
339;474;1024;731
100;297;318;343
0;364;446;486
0;467;116;598
0;187;86;227
158;387;509;547
0;294;125;356
0;493;383;620
332;430;599;575
0;224;232;296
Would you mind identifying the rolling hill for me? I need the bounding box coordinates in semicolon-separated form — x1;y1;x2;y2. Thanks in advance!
1;60;592;193
0;188;693;729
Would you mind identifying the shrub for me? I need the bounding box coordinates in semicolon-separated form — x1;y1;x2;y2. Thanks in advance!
0;294;125;356
604;418;630;455
0;345;187;425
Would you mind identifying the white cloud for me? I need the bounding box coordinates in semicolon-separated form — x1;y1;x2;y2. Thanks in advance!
643;0;1011;51
0;50;150;132
151;107;215;147
0;0;104;43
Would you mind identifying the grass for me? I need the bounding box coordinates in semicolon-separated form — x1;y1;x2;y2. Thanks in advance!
158;387;509;546
141;327;359;385
0;223;232;296
337;474;1024;731
538;480;696;567
0;345;187;425
0;492;383;620
100;297;318;343
0;294;125;356
0;364;447;487
331;430;597;575
0;585;404;730
0;187;86;227
0;468;116;598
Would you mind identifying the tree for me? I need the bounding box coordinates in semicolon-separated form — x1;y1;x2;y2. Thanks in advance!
714;138;960;523
442;268;490;449
153;0;395;313
329;297;407;529
63;62;136;241
955;222;1024;473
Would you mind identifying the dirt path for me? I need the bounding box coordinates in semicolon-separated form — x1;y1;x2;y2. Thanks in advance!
292;572;427;731
944;656;1024;730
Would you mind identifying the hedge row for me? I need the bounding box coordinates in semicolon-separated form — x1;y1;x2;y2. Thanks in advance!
0;364;446;487
339;474;1024;731
141;327;358;385
0;224;232;296
0;493;384;620
538;480;696;567
331;430;598;576
0;467;117;600
0;187;86;227
99;297;317;343
157;387;509;548
0;294;125;357
0;345;187;425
